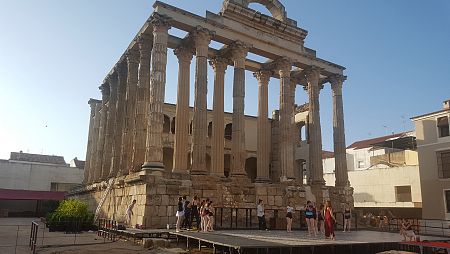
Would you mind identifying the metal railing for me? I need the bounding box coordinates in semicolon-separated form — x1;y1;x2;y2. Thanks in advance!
388;218;450;237
29;221;39;254
212;207;358;231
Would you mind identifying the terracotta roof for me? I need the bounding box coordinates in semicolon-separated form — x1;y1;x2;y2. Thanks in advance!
9;152;67;165
322;150;334;159
0;188;66;200
347;133;408;150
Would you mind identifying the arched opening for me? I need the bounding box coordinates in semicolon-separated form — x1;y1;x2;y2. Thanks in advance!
207;122;213;138
224;123;232;140
163;115;171;134
171;117;176;134
246;0;287;22
245;157;257;182
163;147;174;172
224;154;231;178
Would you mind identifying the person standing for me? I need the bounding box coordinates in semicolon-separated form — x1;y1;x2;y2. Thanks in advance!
286;202;294;232
125;199;136;228
190;196;200;230
324;200;336;240
305;201;317;237
343;204;351;232
182;200;191;230
175;197;185;232
257;199;267;230
317;203;325;237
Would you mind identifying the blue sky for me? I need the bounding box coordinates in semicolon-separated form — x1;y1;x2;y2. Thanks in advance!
0;0;449;161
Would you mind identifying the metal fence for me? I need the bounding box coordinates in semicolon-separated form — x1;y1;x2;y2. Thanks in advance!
388;218;450;237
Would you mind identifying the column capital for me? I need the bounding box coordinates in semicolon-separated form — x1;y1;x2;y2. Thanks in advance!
114;60;128;76
138;33;152;53
304;66;322;83
229;41;251;68
190;26;214;56
174;46;194;63
209;57;228;73
88;98;102;108
99;83;110;98
126;48;140;64
253;70;271;85
329;74;346;95
149;13;172;33
273;57;292;78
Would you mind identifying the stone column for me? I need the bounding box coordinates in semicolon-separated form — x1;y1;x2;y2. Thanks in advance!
84;99;100;184
330;75;350;187
277;58;295;181
93;83;110;182
101;75;118;180
210;57;228;177
305;67;325;185
230;41;249;177
254;70;271;182
109;61;127;177
131;34;152;172
119;48;139;175
172;46;194;174
190;27;213;175
142;13;171;173
290;78;298;181
88;101;102;183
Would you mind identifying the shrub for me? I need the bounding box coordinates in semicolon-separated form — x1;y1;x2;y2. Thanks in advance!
46;199;94;232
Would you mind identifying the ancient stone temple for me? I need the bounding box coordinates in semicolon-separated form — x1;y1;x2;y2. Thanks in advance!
71;0;353;228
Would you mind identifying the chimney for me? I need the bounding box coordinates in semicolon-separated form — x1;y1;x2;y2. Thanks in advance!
444;99;450;110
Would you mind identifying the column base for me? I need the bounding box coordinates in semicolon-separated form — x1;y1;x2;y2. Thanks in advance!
279;176;295;182
310;179;326;186
210;172;225;178
172;169;189;175
255;177;271;183
190;169;207;175
141;162;165;176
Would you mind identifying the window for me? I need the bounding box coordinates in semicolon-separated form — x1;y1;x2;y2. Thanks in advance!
437;150;450;178
445;190;450;213
437;116;449;138
395;186;412;202
357;160;365;168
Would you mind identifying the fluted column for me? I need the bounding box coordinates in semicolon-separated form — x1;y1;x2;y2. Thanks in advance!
131;34;152;172
210;57;228;177
305;67;325;185
330;75;349;187
84;99;100;184
254;70;271;182
93;84;110;182
101;76;118;180
142;13;171;173
172;46;194;174
278;58;294;181
290;78;298;182
119;48;139;175
230;41;249;177
191;27;213;175
109;61;127;177
88;101;102;183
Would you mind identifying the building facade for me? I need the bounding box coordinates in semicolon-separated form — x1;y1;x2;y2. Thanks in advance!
412;99;450;220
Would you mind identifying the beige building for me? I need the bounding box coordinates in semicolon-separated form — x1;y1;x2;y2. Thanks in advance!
323;133;422;216
412;99;450;220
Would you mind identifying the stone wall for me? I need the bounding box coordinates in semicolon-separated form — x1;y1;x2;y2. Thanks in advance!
70;170;353;229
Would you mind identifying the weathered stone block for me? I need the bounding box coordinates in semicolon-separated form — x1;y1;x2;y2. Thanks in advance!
256;187;267;196
166;185;179;195
275;196;283;206
267;195;274;206
158;205;167;217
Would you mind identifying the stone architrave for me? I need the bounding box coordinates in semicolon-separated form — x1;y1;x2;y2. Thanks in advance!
230;41;250;177
93;83;110;182
88;101;102;183
172;46;194;174
109;61;127;177
119;48;139;175
277;58;295;181
254;70;271;182
190;26;214;175
100;75;118;180
131;34;152;172
142;13;171;173
305;67;325;186
210;57;228;177
84;99;100;184
330;75;350;187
